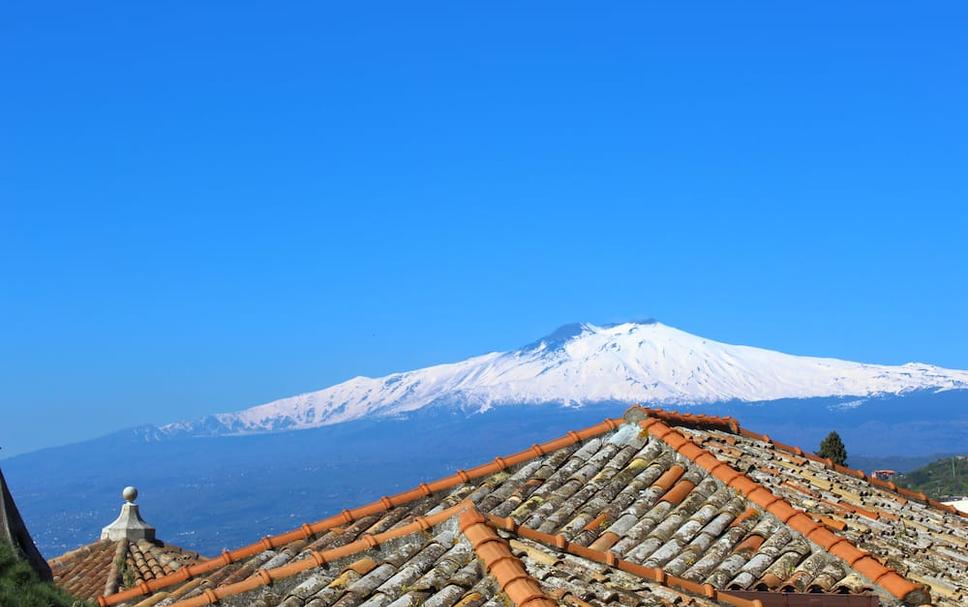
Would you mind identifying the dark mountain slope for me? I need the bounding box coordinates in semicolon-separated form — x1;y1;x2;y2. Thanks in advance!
896;455;968;498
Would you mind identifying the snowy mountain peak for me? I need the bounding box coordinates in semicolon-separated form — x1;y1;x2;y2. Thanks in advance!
159;321;968;437
523;322;593;350
525;319;660;351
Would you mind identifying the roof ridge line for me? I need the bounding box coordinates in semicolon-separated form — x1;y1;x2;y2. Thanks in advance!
639;416;934;606
97;415;623;606
459;508;556;607
153;500;476;607
483;514;762;607
628;404;968;519
103;538;128;597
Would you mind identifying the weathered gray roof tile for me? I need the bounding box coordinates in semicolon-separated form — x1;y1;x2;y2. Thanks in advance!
68;409;968;607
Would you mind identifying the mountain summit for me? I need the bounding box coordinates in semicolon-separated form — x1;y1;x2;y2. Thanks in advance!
160;321;968;437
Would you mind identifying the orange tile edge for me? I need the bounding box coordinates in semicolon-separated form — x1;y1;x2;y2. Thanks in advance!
96;415;624;606
627;405;968;520
640;417;934;607
460;509;556;607
485;514;762;607
158;500;475;607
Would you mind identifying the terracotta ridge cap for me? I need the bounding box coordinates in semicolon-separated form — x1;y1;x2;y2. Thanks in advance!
103;538;128;597
627;405;741;433
640;417;933;606
97;415;625;606
460;508;555;607
157;500;475;607
485;514;762;607
629;404;968;520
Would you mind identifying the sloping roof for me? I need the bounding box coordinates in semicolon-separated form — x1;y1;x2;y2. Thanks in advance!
86;406;968;607
48;536;203;601
648;411;967;605
116;500;751;607
0;464;52;581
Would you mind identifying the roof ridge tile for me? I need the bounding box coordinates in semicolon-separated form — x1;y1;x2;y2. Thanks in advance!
92;405;965;607
484;514;762;607
97;416;625;606
627;404;968;519
640;416;934;606
154;500;475;607
459;509;555;607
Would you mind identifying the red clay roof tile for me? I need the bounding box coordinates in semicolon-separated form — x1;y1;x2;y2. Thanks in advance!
459;509;555;607
97;416;625;606
489;513;761;607
652;464;686;491
159;500;475;607
587;530;620;551
638;415;934;606
734;534;766;555
80;405;963;607
815;514;848;532
730;507;760;528
627;405;968;520
661;479;697;505
50;538;201;602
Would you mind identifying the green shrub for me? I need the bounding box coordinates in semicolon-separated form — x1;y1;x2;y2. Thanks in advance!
896;456;968;498
0;541;87;607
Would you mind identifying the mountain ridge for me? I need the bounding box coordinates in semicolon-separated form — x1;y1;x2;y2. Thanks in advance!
158;321;968;438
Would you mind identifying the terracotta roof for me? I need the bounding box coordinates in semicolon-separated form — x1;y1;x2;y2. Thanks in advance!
94;418;624;607
656;420;967;605
634;407;967;519
75;406;968;607
48;537;203;601
142;500;755;607
459;508;554;607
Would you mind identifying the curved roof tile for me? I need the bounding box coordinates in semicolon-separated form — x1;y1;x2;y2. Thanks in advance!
56;405;967;607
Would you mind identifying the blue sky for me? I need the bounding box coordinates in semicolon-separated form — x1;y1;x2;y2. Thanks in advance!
2;2;966;456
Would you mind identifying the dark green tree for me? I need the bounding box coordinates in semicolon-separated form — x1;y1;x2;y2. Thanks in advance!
818;431;848;466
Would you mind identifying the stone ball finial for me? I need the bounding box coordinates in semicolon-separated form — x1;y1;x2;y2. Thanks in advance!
122;486;138;503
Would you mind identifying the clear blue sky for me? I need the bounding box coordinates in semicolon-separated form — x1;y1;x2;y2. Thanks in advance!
2;2;966;456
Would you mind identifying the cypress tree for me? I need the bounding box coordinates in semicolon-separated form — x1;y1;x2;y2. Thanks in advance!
818;431;848;466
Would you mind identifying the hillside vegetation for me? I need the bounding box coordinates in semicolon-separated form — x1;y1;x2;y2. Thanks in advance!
895;455;968;498
0;541;84;607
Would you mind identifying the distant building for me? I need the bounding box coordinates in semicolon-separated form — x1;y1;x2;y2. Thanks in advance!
872;469;897;480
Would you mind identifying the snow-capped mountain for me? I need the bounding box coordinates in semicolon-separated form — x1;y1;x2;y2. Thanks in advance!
160;321;968;437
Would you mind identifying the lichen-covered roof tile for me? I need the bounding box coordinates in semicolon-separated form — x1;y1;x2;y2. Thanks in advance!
78;407;968;607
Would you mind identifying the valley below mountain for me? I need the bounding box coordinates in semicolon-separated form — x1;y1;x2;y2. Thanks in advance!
5;320;968;558
6;390;967;557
